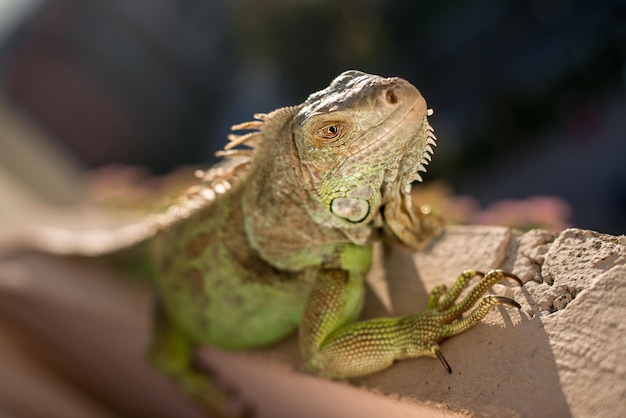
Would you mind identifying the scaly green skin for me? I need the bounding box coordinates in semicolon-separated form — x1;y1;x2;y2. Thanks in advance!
145;71;522;413
1;71;521;415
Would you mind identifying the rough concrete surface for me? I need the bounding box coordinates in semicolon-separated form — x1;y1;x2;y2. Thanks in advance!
0;225;624;417
403;226;625;417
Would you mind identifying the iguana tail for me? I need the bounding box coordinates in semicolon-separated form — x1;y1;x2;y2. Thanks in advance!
0;209;160;282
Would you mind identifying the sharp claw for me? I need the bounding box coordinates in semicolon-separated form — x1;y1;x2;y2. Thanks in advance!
502;271;523;286
494;295;521;310
433;346;452;374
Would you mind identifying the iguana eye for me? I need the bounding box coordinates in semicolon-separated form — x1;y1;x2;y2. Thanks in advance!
317;124;341;140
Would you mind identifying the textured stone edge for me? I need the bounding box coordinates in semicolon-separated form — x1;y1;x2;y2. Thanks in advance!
0;226;624;417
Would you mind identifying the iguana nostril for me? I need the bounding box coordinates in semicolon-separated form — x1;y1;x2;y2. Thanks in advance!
385;88;399;105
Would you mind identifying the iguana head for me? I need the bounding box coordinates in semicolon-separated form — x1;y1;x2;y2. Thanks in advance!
293;70;437;246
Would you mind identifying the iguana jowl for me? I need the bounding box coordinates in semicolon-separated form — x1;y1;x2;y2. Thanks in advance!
5;71;522;414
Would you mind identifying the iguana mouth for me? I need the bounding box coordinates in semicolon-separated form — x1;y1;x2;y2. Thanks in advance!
330;105;436;224
342;103;437;222
344;96;427;158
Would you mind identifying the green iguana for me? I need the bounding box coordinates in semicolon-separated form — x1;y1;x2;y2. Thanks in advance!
2;71;522;416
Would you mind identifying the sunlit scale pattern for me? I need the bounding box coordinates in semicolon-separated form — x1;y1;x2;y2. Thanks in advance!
303;269;521;378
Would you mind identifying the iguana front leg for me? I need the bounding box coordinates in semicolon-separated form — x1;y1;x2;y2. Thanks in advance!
299;245;522;378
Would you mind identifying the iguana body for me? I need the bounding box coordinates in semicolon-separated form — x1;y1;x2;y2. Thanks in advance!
4;71;522;415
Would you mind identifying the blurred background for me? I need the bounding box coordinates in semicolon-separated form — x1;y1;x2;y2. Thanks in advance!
0;2;624;416
0;0;624;233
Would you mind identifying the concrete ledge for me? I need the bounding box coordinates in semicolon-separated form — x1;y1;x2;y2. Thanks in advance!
0;226;624;417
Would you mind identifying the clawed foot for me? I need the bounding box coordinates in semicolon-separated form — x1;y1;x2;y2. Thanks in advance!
408;269;522;374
